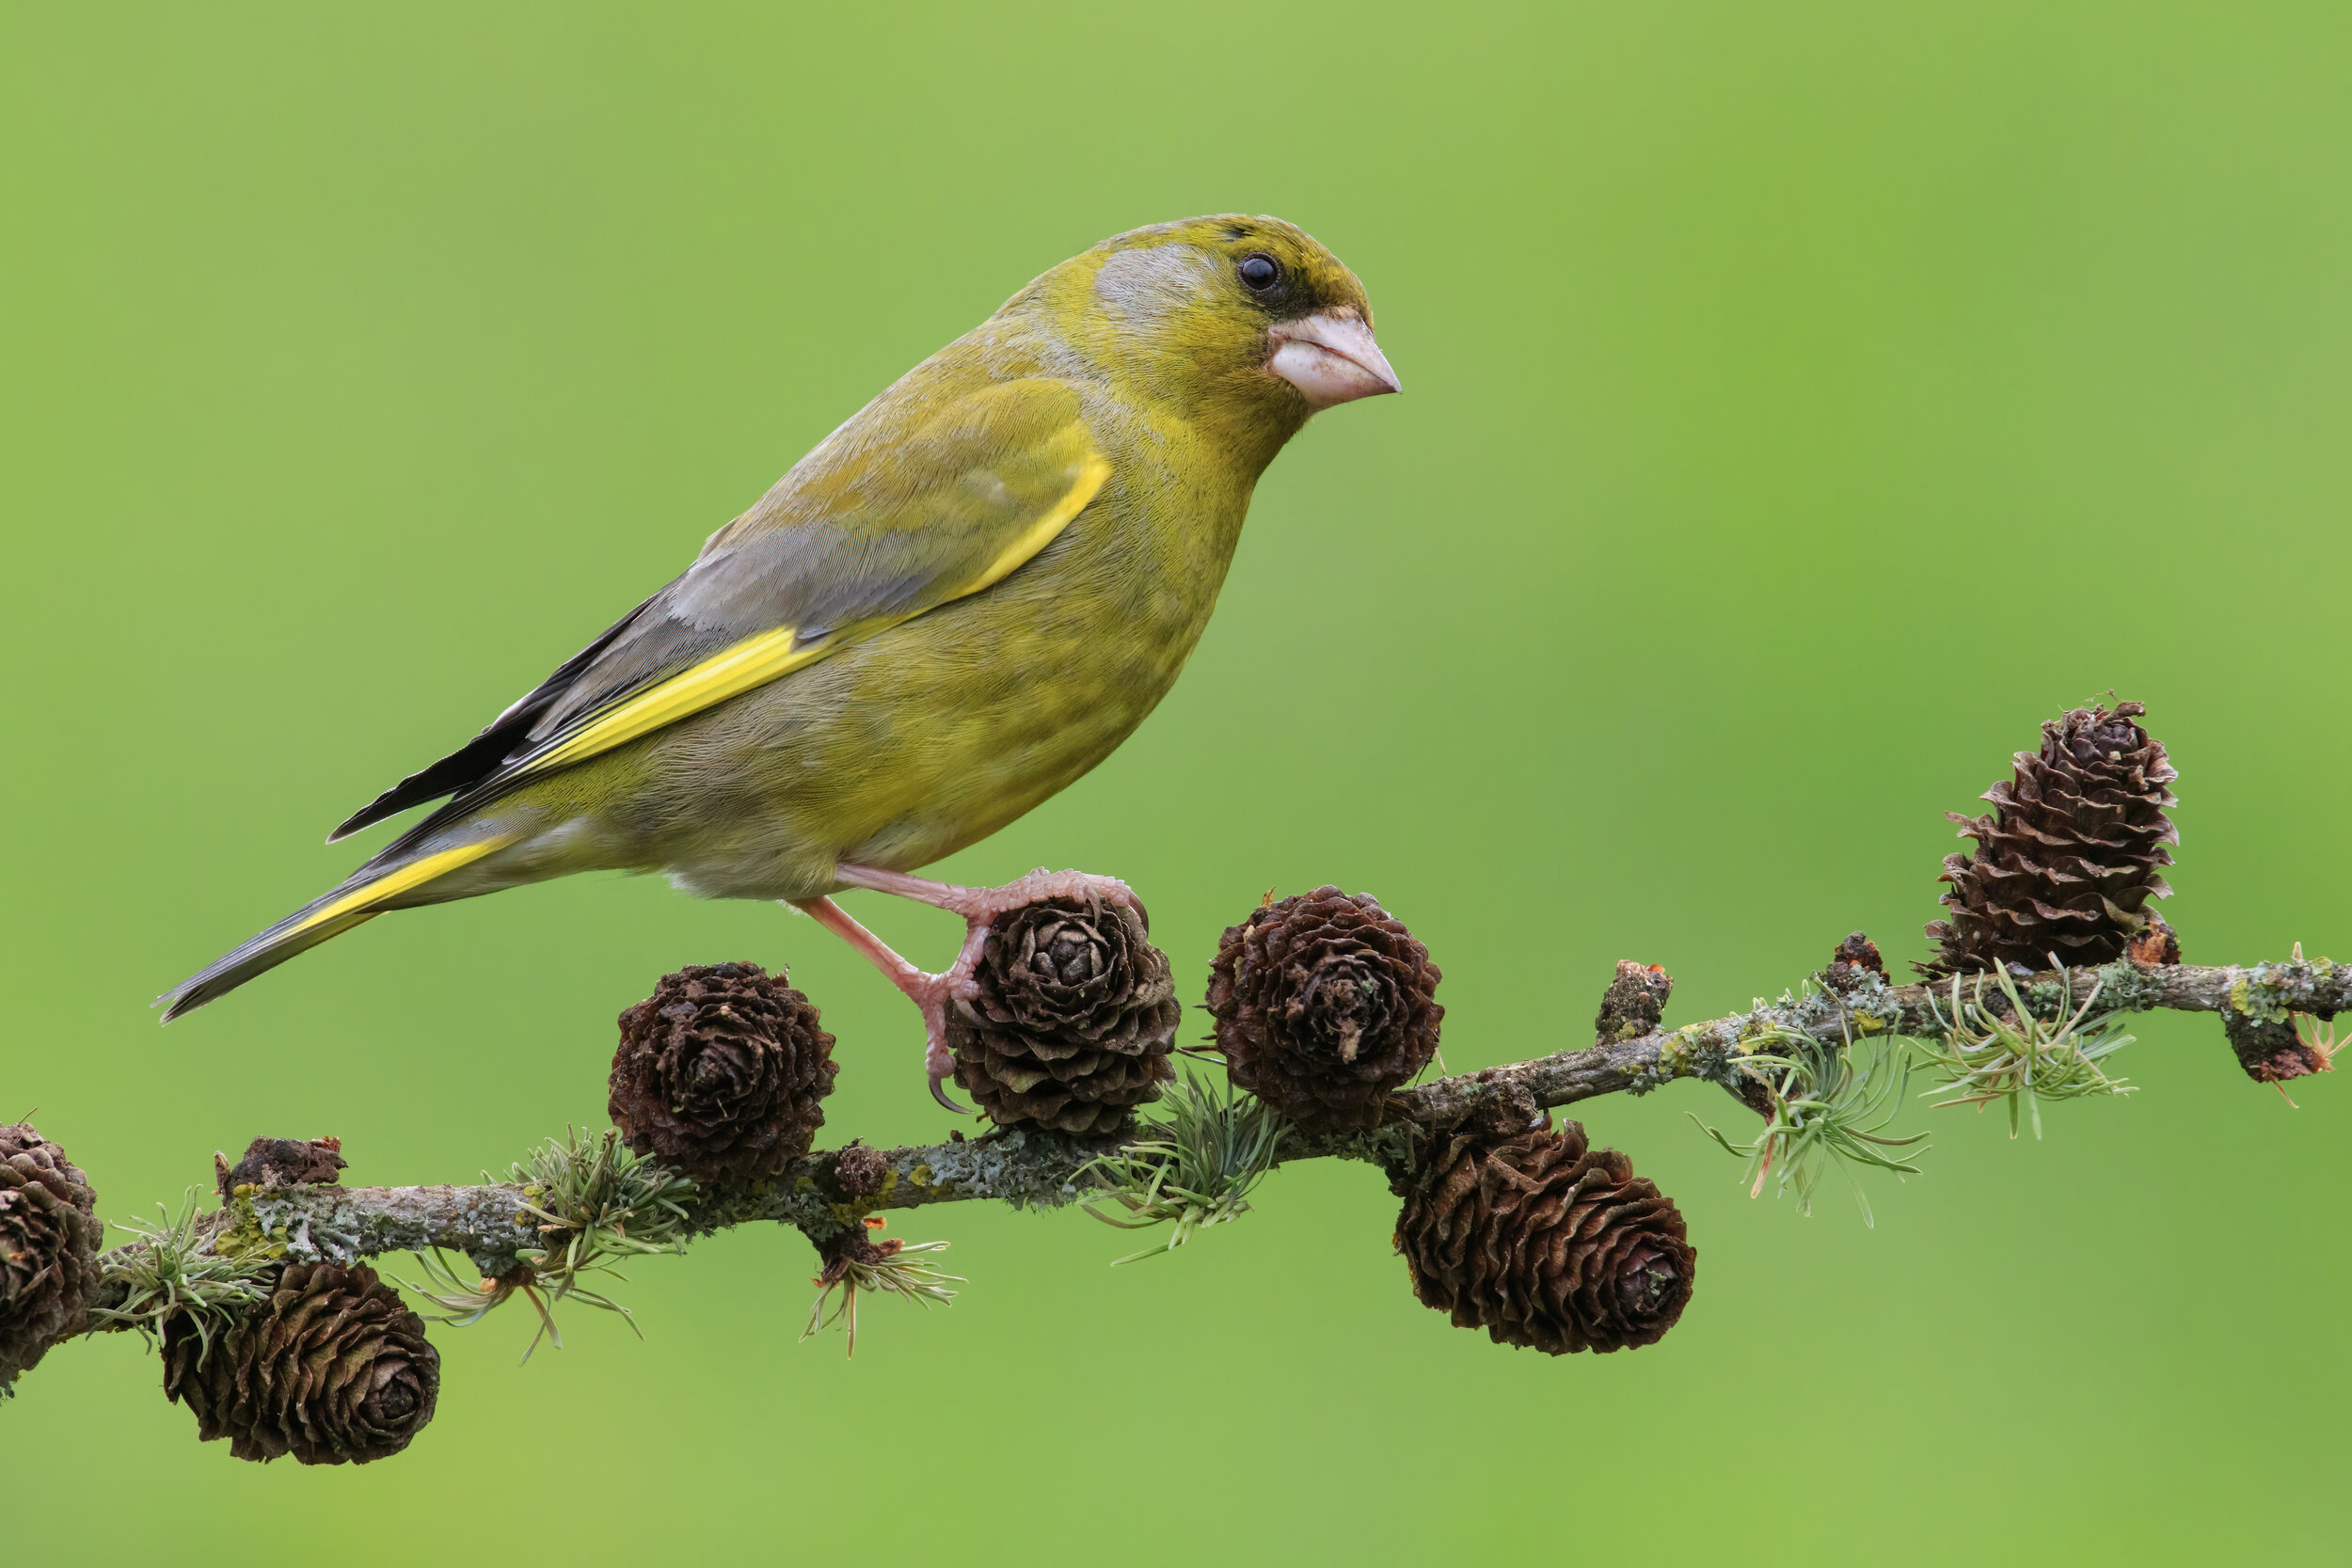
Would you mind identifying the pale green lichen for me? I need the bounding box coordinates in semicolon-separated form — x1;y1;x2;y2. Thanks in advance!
894;1128;1102;1212
2217;957;2348;1024
1636;1016;1776;1097
2240;962;2309;1022
213;1184;291;1261
211;1180;539;1278
1629;970;1905;1098
1313;1124;1411;1169
2087;961;2167;1014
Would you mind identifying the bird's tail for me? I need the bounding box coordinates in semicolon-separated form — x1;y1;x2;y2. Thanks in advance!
156;834;516;1022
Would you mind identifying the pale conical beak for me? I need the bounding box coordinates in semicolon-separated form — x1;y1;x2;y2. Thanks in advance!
1267;309;1402;409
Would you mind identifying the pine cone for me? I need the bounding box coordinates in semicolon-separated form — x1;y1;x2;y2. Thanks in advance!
1823;931;1886;994
215;1136;345;1199
834;1144;890;1198
611;961;838;1185
1207;887;1443;1128
0;1122;104;1391
1392;1117;1694;1354
948;896;1178;1134
1595;960;1673;1044
1920;700;2180;978
163;1261;438;1464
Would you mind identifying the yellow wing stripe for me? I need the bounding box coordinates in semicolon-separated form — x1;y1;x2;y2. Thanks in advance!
516;450;1111;782
952;450;1111;596
290;835;517;936
523;624;830;775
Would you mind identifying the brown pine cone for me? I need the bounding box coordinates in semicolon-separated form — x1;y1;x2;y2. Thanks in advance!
948;896;1179;1134
1595;960;1673;1044
611;961;838;1185
1392;1117;1694;1354
163;1261;438;1464
1823;932;1886;994
0;1122;104;1391
1207;887;1442;1128
1920;700;2180;978
834;1144;890;1198
215;1136;345;1200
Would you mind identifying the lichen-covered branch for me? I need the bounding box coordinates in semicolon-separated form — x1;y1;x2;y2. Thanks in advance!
76;950;2341;1327
1392;956;2348;1128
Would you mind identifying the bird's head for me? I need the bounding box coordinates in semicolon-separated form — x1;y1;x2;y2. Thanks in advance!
1013;214;1399;450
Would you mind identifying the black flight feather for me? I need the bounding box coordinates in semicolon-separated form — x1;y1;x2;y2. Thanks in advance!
326;585;669;842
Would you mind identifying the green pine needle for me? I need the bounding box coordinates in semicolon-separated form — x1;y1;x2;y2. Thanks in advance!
89;1190;276;1356
1915;963;2136;1138
801;1239;961;1356
1693;1020;1928;1226
397;1126;696;1363
1078;1073;1284;1264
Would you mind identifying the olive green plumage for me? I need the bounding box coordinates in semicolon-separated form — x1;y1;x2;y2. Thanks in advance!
163;216;1387;1018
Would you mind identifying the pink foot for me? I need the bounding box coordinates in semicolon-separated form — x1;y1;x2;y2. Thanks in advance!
834;864;1148;932
791;866;1148;1113
789;895;969;1110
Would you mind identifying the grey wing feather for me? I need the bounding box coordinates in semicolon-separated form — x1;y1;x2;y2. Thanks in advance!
329;375;1098;841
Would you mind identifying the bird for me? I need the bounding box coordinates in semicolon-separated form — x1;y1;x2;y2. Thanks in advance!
158;214;1401;1108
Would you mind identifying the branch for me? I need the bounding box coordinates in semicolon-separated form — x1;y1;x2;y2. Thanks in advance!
1394;955;2346;1126
78;949;2340;1321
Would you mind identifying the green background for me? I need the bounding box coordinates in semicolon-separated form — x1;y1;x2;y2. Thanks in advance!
7;4;2349;1561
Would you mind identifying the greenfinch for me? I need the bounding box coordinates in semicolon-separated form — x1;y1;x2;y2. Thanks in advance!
161;214;1400;1105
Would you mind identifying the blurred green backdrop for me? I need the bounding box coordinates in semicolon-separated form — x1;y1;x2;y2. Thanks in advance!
6;3;2349;1561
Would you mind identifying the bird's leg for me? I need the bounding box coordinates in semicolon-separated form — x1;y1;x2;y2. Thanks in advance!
802;865;1149;1113
787;895;973;1114
833;863;1148;931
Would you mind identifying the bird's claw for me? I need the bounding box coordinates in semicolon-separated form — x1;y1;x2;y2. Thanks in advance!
929;1070;970;1115
918;991;972;1117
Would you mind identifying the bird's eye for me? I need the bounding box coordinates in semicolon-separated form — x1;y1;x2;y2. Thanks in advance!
1236;252;1282;293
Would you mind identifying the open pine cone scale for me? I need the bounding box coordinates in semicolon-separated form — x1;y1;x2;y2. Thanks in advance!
1921;700;2181;977
948;895;1180;1134
1394;1116;1695;1355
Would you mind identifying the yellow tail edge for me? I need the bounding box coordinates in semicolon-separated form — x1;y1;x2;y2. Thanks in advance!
157;835;516;1022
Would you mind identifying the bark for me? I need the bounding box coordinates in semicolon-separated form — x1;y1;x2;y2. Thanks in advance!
74;951;2342;1331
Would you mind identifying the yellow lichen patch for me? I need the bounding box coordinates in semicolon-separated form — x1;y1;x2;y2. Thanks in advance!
214;1185;292;1260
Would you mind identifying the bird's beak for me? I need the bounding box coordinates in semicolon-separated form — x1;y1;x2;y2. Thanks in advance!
1267;309;1402;409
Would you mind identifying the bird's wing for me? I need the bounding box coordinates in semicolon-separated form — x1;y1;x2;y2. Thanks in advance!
331;376;1108;842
